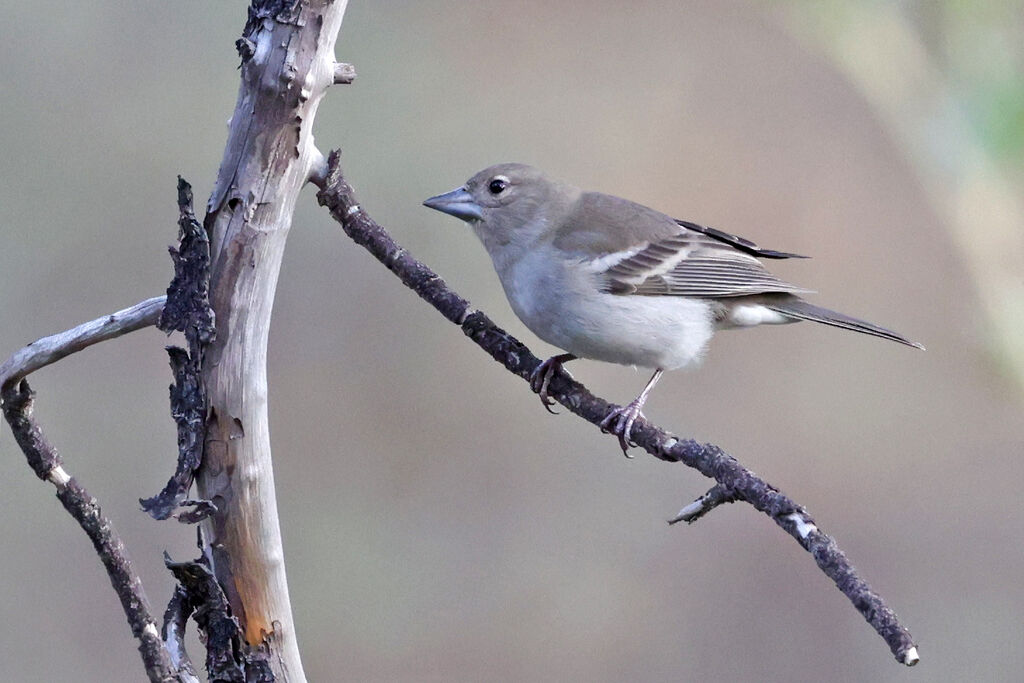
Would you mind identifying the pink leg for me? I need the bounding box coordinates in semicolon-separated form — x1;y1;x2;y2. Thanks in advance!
600;369;664;456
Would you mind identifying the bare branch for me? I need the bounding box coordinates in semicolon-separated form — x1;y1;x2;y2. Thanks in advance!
1;380;179;682
0;296;165;396
315;151;920;667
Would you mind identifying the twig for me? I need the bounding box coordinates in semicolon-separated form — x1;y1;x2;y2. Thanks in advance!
333;62;356;84
0;296;165;397
315;150;920;667
161;585;201;683
1;380;178;682
669;483;738;524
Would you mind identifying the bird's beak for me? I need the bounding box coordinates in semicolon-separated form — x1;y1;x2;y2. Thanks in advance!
423;187;483;222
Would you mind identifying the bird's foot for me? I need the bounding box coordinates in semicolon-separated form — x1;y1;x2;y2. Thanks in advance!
529;354;575;414
600;400;646;457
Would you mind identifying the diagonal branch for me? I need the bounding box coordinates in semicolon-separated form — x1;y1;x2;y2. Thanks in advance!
1;380;178;682
315;150;920;667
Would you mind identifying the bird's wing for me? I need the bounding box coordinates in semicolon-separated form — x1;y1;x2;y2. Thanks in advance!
600;233;812;298
555;193;810;298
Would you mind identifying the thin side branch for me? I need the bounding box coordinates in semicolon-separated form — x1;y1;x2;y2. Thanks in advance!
315;150;919;667
0;296;165;396
669;483;739;524
161;585;200;683
1;380;178;682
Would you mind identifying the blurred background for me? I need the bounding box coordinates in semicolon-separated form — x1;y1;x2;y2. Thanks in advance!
1;1;1022;681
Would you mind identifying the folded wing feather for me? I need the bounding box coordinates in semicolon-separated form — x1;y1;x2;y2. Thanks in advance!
600;227;811;298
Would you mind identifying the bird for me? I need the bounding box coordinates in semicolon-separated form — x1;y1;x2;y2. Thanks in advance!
423;163;923;454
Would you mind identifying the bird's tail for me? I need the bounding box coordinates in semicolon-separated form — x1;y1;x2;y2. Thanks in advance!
767;299;924;350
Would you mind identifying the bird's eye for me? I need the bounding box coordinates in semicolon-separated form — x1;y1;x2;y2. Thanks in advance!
488;177;509;195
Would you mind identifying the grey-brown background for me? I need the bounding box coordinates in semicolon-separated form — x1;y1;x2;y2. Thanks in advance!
2;2;1022;681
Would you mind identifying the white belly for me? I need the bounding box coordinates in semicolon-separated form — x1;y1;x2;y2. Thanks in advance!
497;249;715;370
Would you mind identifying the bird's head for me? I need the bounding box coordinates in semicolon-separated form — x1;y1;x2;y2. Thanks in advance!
424;163;580;252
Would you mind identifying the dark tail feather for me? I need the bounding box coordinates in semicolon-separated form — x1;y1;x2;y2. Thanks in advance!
767;299;925;350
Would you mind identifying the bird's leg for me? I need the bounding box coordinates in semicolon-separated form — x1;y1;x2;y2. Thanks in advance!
529;353;577;413
600;369;664;456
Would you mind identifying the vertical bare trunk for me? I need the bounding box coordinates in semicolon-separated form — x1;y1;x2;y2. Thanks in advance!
199;2;349;679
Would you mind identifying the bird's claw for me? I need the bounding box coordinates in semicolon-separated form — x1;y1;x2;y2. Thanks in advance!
529;356;573;414
600;402;645;457
529;361;558;413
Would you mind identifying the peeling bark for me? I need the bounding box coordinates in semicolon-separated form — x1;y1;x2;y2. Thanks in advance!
142;178;215;522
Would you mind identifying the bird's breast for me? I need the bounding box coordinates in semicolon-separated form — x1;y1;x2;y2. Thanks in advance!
496;248;715;370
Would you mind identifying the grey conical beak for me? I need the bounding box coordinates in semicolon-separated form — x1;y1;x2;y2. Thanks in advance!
423;187;483;222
